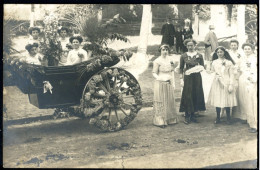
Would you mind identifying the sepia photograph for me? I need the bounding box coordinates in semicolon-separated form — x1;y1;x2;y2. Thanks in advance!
3;3;258;168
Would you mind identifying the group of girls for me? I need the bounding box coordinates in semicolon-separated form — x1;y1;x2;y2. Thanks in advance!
23;26;89;66
152;38;257;133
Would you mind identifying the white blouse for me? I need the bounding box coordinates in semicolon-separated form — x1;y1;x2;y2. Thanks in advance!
25;53;42;65
65;48;88;65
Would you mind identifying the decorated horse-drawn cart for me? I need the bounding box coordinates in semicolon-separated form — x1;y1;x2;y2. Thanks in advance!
4;51;143;132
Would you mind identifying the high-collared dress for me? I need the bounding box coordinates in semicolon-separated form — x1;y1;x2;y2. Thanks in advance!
152;56;178;126
207;59;237;107
179;52;206;113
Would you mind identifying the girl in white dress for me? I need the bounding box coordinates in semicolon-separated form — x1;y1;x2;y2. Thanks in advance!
65;35;88;65
152;44;179;128
238;43;257;133
207;46;237;124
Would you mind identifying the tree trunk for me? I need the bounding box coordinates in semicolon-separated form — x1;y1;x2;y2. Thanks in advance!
30;4;35;27
97;6;102;23
237;5;246;43
137;4;152;54
210;5;226;36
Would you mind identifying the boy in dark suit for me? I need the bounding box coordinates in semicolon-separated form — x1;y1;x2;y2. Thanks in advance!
175;25;184;54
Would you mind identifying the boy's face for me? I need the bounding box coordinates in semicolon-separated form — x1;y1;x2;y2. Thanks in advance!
32;30;39;39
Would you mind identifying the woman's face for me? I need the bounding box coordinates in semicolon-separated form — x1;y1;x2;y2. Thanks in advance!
216;49;225;59
187;42;195;52
161;47;169;56
230;42;238;51
243;46;253;56
29;47;37;56
60;30;67;38
72;39;80;49
31;30;39;39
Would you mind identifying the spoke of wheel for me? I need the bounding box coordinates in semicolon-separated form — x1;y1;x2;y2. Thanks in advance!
114;107;119;122
120;88;130;94
122;102;133;107
118;81;124;88
122;95;134;98
113;76;117;88
119;107;129;116
104;74;111;92
98;83;109;94
108;108;112;125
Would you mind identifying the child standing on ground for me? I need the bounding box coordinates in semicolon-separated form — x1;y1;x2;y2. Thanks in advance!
207;46;237;125
175;26;184;54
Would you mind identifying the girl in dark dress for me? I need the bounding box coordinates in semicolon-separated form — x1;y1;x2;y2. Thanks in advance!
179;39;206;124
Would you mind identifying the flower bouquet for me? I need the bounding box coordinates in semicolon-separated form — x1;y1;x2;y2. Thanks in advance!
39;12;63;66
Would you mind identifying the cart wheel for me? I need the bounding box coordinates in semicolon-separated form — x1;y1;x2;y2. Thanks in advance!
81;68;142;132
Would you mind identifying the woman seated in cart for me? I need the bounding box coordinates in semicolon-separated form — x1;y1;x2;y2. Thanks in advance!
27;26;42;45
24;43;44;65
64;35;89;65
57;26;70;66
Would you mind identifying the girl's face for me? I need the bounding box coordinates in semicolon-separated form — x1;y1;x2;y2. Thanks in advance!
230;42;238;51
29;47;37;56
60;30;67;38
187;42;195;52
31;30;39;39
161;47;169;56
216;49;225;59
72;39;80;49
243;46;253;56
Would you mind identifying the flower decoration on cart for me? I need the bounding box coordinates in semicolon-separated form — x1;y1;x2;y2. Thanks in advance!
76;67;142;132
39;11;63;66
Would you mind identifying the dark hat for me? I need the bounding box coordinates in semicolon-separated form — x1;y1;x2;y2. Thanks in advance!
230;39;239;45
242;42;254;50
158;44;170;52
28;27;41;34
183;39;197;46
25;43;39;52
58;26;69;34
69;35;83;44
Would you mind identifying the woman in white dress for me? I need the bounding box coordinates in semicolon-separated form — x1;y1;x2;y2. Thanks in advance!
24;43;43;65
57;27;70;66
223;40;243;121
238;43;257;133
152;44;179;128
65;35;88;65
207;46;237;124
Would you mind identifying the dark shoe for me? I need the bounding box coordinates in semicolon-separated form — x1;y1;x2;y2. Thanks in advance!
215;118;221;124
155;125;166;128
190;116;198;123
184;117;190;125
249;128;257;133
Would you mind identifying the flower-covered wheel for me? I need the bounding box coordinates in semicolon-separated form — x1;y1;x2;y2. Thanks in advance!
80;68;142;132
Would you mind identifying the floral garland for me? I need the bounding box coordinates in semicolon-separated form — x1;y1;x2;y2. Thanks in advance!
39;12;63;66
